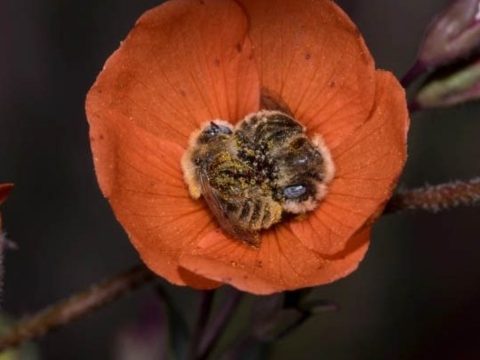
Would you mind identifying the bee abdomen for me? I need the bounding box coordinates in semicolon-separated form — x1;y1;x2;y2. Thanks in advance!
260;202;283;229
229;198;282;231
239;200;255;224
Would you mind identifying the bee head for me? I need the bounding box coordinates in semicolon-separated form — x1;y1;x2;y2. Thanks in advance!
198;121;233;144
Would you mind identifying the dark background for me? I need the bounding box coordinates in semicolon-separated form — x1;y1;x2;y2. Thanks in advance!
2;0;480;359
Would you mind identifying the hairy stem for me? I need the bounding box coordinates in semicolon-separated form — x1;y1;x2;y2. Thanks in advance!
1;179;479;352
188;290;215;360
386;178;480;214
198;289;243;360
0;264;154;352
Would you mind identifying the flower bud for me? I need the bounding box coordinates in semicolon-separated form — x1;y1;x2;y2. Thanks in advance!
414;58;480;108
114;302;167;360
418;0;480;68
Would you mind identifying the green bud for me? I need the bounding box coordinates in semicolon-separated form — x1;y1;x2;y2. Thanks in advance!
415;58;480;108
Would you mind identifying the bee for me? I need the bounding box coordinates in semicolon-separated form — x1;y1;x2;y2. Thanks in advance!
182;110;335;246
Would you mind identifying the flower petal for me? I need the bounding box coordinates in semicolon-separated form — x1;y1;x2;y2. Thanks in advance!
89;115;219;288
290;71;409;255
180;224;371;295
86;0;259;148
237;0;376;149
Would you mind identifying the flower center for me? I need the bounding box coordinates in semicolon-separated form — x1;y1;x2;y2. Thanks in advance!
181;110;335;246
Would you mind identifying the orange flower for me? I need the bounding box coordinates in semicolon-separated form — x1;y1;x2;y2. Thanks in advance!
86;0;409;294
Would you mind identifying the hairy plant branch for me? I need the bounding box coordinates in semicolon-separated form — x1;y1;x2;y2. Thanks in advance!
385;178;480;214
0;264;154;352
0;179;479;353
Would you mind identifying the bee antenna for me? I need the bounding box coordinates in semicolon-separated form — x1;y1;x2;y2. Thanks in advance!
210;121;220;129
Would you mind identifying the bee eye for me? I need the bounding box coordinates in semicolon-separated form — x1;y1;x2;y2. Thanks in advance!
204;122;232;137
292;154;309;165
283;185;307;199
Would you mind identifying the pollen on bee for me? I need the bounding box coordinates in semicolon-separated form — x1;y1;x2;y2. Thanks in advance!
181;120;234;199
180;111;336;244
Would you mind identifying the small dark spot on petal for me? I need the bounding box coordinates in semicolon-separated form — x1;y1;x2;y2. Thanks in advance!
180;89;187;97
329;81;336;88
236;42;243;53
305;53;311;60
99;134;104;140
214;58;221;67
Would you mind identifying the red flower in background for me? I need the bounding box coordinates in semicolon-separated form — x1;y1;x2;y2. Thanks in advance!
0;185;13;205
0;184;13;230
86;0;409;294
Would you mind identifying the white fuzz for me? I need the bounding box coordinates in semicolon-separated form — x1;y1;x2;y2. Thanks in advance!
283;198;318;214
312;134;335;184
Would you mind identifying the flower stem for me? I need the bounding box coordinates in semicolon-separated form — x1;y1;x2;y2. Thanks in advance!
0;264;154;352
401;61;427;88
408;100;422;115
198;289;243;360
187;290;215;360
385;178;480;214
1;178;478;352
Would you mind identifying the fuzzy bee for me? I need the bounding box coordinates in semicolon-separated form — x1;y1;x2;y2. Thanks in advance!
182;111;335;246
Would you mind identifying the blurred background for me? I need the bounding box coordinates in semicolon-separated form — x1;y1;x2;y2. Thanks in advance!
1;0;480;358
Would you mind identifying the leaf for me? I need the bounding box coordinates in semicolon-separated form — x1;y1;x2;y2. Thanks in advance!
298;299;339;314
114;301;168;360
250;293;305;342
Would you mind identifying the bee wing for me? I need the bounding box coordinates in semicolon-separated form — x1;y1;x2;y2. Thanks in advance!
260;87;294;117
198;169;260;247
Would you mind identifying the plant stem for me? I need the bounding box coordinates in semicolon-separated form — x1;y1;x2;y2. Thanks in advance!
0;264;154;352
198;289;243;360
408;100;422;115
1;179;478;353
401;61;427;88
187;290;215;360
385;178;480;214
